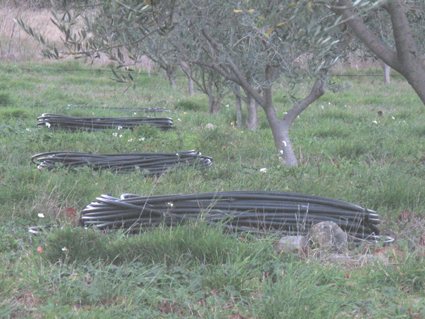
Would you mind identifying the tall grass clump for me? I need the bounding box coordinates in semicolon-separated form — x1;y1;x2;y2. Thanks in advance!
174;97;208;112
42;221;262;266
255;264;346;319
0;92;13;106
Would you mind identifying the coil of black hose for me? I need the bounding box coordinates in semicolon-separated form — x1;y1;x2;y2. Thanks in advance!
80;191;387;243
37;113;173;131
31;151;212;174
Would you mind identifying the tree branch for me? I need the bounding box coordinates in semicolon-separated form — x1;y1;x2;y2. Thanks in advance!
200;28;267;106
331;0;400;70
385;0;419;62
284;71;329;126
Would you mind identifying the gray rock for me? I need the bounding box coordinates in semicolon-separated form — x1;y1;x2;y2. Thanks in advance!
309;221;348;253
276;236;307;253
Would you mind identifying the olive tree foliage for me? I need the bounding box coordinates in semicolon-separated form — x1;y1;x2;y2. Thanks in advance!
119;18;233;111
138;34;179;88
17;0;178;80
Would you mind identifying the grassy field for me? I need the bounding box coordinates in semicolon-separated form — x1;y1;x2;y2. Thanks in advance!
1;59;425;318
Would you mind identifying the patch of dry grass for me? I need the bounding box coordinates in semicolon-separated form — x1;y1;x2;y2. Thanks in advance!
0;6;65;61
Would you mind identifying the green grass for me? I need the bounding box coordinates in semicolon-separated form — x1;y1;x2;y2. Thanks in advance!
1;60;425;317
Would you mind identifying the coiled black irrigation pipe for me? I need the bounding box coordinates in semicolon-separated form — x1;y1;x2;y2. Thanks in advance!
31;151;212;174
80;191;393;244
37;113;173;131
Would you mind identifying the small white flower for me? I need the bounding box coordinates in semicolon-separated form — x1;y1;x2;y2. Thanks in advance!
206;123;216;130
279;150;284;154
139;137;145;141
321;105;324;109
178;118;181;121
128;138;133;142
328;102;331;105
372;120;378;124
38;213;45;218
260;168;267;173
62;247;68;252
119;134;123;138
225;104;229;108
113;132;118;137
45;122;51;128
118;126;123;130
283;112;288;114
26;128;31;132
392;116;395;120
134;112;137;115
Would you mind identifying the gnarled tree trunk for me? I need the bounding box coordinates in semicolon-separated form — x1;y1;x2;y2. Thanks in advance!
245;93;259;129
165;64;178;88
261;72;328;167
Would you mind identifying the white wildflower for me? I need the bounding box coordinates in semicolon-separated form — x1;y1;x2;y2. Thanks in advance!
119;134;123;138
26;128;31;132
392;116;395;120
62;247;68;252
206;123;216;130
118;126;123;130
38;213;45;218
113;132;118;137
178;118;181;121
128;138;133;142
139;137;145;141
260;168;267;173
225;104;229;108
45;122;51;128
372;120;378;124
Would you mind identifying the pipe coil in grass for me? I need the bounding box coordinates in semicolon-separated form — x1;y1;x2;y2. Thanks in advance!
37;113;173;131
80;191;389;244
31;151;212;174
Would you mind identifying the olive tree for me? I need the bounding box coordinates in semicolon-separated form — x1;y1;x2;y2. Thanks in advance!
17;0;425;166
166;0;350;166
